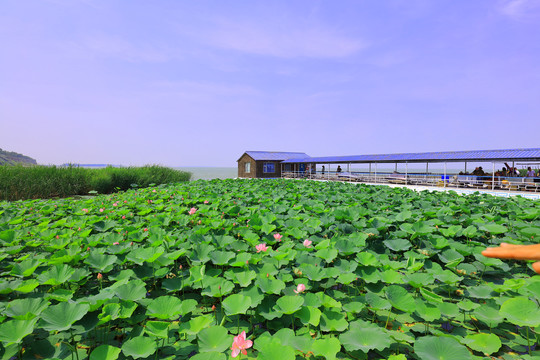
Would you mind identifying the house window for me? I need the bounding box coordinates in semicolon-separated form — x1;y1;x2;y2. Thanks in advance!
263;162;275;173
245;162;251;173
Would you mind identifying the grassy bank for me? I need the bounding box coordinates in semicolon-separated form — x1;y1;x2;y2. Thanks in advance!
0;164;191;201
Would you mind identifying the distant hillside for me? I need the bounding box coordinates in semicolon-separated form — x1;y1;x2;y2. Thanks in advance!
0;148;37;165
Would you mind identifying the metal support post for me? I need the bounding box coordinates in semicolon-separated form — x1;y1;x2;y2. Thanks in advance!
492;162;495;190
405;162;408;184
444;163;447;188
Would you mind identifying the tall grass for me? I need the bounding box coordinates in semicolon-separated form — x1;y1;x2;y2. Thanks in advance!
0;165;191;201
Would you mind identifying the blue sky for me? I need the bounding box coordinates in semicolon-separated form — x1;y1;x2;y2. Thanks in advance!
1;0;539;166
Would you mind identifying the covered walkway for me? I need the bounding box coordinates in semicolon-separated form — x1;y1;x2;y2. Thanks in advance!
280;148;540;193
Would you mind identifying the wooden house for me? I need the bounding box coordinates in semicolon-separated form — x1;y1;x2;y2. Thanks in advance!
237;151;309;178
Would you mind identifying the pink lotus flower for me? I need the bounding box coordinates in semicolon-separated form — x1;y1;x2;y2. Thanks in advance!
122;215;126;219
99;208;104;213
231;331;253;358
204;200;209;204
294;284;306;294
303;239;312;248
97;273;103;280
82;208;89;213
274;233;282;242
189;207;197;215
256;243;269;253
113;203;118;207
113;242;120;245
143;228;148;232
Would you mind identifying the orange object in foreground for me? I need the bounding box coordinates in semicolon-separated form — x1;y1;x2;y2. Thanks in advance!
482;243;540;274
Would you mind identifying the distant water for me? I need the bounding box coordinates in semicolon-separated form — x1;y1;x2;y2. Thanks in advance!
174;167;237;181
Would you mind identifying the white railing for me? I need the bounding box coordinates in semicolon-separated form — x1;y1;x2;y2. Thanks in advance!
281;171;540;193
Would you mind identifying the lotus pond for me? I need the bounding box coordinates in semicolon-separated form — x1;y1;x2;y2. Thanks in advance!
0;179;539;360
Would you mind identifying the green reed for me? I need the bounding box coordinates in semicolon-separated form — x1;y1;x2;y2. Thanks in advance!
0;164;191;201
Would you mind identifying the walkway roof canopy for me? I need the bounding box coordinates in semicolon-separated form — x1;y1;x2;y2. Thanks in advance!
281;148;540;164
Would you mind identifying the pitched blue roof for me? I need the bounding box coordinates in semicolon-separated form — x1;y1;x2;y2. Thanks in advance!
281;148;540;164
239;151;310;162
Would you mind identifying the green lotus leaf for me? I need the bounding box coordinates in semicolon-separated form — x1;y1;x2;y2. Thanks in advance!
366;292;391;310
261;222;277;235
420;288;443;303
315;248;338;263
238;285;264;307
222;294;251;315
190;353;226;360
197;326;231;353
180;314;214;335
201;279;235;297
356;252;379;266
405;273;433;288
145;321;169;338
520;227;540;239
379;269;404;284
4;298;49;320
385;285;415;313
84;252;118;272
295;305;321;326
98;303;121;324
414;298;441;322
480;223;507;235
230;252;252;267
473;303;503;328
38;264;75;285
339;325;392;352
500;297;540;327
383;239;412;252
388;355;407;360
320;309;348;332
311;337;341;360
434;270;462;285
162;278;184;292
275;295;304;315
146;296;188;320
458;299;480;312
114;279;147;301
336;272;356;285
414;336;471;360
342;301;365;314
121;336;157;359
273;328;313;352
395;210;412;222
209;251;236;265
438;302;460;319
258;339;295;360
10;258;40;278
299;264;327;281
89;345;121;360
466;285;495;299
40;302;90;332
462;333;501;355
438;249;464;265
0;318;37;345
14;279;39;293
232;270;257;287
256;276;286;294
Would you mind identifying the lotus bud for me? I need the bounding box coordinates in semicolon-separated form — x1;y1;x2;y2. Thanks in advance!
97;273;103;281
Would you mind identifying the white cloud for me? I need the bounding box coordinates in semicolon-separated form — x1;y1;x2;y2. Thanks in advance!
201;18;366;59
499;0;540;20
